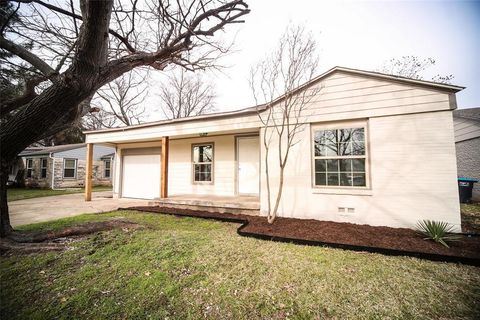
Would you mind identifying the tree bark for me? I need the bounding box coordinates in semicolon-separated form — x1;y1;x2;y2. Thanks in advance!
0;161;13;237
0;0;114;237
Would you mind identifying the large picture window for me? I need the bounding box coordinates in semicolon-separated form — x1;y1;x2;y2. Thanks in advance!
63;159;77;178
313;127;367;187
192;144;213;183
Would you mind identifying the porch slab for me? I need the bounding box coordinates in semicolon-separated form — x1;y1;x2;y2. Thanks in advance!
148;194;260;216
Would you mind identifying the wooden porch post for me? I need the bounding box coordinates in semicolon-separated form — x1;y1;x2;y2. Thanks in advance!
161;136;169;198
85;143;93;201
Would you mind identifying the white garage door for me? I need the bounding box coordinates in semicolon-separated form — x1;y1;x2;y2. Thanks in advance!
122;154;161;199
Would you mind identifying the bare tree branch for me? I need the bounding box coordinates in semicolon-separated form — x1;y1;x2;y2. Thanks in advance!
250;24;319;224
158;68;216;119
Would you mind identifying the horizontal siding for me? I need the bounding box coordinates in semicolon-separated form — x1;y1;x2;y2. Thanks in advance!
168;135;236;196
86;71;453;144
453;117;480;142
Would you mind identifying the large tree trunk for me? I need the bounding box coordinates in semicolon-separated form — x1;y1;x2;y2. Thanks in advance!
0;0;114;238
0;161;13;237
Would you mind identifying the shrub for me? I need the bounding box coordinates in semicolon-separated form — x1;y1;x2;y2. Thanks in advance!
416;220;462;248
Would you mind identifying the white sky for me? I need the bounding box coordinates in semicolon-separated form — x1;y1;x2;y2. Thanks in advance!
147;0;480;120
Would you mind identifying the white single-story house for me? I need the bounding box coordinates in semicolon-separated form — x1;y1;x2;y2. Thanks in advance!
84;66;464;231
11;144;115;189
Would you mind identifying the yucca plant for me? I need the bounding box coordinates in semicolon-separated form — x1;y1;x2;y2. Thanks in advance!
416;220;462;248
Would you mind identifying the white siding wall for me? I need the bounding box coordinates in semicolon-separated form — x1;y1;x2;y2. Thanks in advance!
168;135;237;196
260;111;461;231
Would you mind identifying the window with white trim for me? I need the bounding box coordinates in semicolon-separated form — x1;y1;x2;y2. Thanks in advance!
40;158;48;178
192;144;213;183
104;159;111;178
313;127;367;187
26;158;33;178
63;159;77;178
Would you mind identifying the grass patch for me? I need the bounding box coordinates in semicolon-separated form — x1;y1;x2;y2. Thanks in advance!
1;211;480;319
461;202;480;233
7;186;112;202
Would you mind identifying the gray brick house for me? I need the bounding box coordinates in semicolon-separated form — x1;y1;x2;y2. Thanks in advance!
17;144;115;189
453;107;480;201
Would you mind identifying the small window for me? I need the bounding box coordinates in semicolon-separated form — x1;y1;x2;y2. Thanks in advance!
63;159;77;178
104;159;111;178
192;144;213;183
26;158;33;178
313;127;367;187
40;158;48;178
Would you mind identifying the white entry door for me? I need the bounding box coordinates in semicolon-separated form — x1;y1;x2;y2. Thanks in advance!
122;154;161;199
237;136;260;195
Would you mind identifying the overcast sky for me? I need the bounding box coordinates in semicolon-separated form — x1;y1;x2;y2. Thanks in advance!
148;0;479;120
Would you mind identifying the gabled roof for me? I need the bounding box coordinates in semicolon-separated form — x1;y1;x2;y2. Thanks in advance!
101;153;115;159
20;143;86;156
453;107;480;122
84;66;465;135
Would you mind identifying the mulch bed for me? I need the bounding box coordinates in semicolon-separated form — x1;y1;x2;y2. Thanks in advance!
125;206;480;266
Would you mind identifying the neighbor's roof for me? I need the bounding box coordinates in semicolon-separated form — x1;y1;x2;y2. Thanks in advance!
453;107;480;122
101;153;115;159
20;143;86;156
84;66;465;135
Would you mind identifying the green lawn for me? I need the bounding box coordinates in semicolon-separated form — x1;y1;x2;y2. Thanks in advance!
1;211;479;319
7;186;112;202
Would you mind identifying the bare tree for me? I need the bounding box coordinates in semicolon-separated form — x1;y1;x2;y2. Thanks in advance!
250;25;319;224
158;68;216;119
0;0;250;237
377;56;454;84
89;70;149;128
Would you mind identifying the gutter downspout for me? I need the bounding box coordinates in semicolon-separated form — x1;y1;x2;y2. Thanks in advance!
49;153;57;190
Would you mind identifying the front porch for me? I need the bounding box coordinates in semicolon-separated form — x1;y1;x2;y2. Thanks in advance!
148;194;260;216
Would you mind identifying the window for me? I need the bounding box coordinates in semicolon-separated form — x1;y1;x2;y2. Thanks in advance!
26;158;33;178
313;127;367;187
63;159;77;178
40;158;48;178
192;143;213;183
104;159;111;178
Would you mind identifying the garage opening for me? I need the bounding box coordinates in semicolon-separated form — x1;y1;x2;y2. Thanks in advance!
121;148;161;199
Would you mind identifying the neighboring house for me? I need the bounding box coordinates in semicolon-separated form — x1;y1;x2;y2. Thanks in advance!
84;66;464;231
17;144;114;189
453;107;480;201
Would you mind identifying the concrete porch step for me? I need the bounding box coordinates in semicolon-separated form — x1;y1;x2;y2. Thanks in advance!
148;195;260;216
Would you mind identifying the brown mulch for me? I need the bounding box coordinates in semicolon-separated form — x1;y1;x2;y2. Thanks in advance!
127;206;480;261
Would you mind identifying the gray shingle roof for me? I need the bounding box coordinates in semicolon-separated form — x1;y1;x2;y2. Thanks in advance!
453;107;480;122
20;143;86;156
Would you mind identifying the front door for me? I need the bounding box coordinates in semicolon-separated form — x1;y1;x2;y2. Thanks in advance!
237;136;260;195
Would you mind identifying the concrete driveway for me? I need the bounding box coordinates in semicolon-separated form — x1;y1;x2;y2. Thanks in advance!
9;191;149;227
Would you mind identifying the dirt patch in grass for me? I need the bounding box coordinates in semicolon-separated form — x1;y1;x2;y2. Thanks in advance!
0;219;141;254
128;206;480;262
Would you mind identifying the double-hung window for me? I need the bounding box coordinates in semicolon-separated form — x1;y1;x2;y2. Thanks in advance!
26;158;33;178
192;143;213;183
63;159;77;178
313;126;367;187
40;158;48;178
